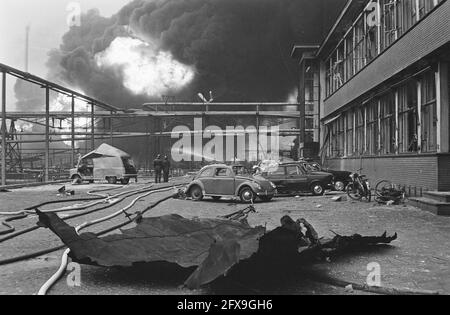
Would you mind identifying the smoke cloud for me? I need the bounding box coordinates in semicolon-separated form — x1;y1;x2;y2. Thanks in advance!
42;0;346;108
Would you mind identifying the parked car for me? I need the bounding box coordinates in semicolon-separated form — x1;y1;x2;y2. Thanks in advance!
70;144;138;185
299;161;352;191
185;164;277;203
260;162;333;196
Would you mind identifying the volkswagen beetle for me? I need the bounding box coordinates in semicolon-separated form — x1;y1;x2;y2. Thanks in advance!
185;164;277;203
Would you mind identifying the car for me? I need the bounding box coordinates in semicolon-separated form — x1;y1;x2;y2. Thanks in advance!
185;164;277;203
260;162;333;196
300;161;352;191
70;144;138;185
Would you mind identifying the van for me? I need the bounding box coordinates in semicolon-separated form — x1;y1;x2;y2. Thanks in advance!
70;144;138;184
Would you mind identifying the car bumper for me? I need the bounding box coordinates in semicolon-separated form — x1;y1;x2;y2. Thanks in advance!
256;190;276;197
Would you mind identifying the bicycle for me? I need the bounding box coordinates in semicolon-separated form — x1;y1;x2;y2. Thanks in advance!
346;169;372;202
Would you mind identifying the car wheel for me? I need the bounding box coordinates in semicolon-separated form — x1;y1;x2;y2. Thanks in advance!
311;183;325;196
240;187;255;203
121;178;130;185
190;186;204;201
212;196;222;201
107;177;117;185
334;181;346;192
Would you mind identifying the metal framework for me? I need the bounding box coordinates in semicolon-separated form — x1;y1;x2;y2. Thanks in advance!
1;62;301;186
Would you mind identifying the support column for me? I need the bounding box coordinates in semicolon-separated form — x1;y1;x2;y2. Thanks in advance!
110;114;113;146
437;61;449;153
256;105;260;161
71;96;75;167
1;71;6;186
45;87;50;183
91;103;95;150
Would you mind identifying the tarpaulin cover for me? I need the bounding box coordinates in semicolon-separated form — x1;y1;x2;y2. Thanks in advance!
37;212;265;289
82;144;130;160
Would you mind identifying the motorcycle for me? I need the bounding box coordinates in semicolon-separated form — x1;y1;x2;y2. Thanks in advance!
346;169;372;202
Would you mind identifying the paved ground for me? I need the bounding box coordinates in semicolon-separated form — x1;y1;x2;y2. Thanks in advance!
0;179;449;295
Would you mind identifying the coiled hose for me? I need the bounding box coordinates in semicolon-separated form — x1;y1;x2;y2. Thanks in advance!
0;185;157;243
37;186;182;295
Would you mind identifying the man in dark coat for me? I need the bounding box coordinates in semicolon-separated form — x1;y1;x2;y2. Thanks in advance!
153;154;163;183
162;156;171;183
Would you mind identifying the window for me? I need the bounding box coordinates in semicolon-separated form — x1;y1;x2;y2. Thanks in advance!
366;101;379;155
382;0;399;49
380;92;396;155
269;166;285;176
215;168;232;177
398;81;419;153
346;111;354;156
354;17;366;73
286;166;300;176
420;71;437;152
345;35;354;81
365;6;379;62
199;168;214;178
355;108;365;155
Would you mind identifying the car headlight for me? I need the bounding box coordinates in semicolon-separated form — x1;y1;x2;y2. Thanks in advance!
270;182;277;189
255;183;262;190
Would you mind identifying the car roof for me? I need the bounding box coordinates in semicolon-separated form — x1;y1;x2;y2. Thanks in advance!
202;164;229;169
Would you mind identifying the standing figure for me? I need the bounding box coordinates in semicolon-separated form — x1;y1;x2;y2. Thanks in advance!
153;154;163;183
162;156;171;183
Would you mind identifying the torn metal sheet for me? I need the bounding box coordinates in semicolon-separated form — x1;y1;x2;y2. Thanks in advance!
38;211;397;290
37;211;265;288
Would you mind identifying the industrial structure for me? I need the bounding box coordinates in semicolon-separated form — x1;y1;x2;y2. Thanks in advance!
0;63;301;187
292;0;450;211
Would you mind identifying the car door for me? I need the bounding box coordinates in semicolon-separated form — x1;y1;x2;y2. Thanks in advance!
285;165;308;192
207;167;235;196
265;166;287;193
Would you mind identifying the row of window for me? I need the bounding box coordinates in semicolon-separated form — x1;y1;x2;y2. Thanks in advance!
327;70;437;157
325;0;444;97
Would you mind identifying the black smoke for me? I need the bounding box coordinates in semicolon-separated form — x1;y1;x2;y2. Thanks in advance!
44;0;346;107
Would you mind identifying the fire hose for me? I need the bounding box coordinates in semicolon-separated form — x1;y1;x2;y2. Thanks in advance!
0;185;160;243
0;184;187;266
37;186;184;295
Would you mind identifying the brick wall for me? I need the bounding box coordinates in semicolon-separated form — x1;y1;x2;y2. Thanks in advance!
325;155;439;192
437;154;450;191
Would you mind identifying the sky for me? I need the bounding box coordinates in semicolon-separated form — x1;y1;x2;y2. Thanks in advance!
0;0;131;76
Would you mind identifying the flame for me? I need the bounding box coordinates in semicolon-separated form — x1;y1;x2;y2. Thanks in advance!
51;94;92;147
95;37;195;97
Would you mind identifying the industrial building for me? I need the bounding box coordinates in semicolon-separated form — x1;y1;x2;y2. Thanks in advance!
292;0;449;202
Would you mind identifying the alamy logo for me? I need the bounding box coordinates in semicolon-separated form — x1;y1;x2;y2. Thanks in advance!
366;262;381;287
171;118;280;163
66;262;81;288
366;2;381;27
66;2;81;27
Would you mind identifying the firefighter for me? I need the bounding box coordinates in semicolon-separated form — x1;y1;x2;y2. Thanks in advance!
153;154;163;183
162;155;171;183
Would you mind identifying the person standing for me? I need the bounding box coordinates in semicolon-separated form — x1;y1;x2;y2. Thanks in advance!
153;154;163;183
162;155;171;183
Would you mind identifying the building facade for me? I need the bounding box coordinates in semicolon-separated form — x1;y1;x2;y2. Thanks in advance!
293;0;450;192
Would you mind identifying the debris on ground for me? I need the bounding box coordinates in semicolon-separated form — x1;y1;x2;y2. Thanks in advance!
57;186;75;197
37;205;398;290
375;186;405;205
331;196;342;202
